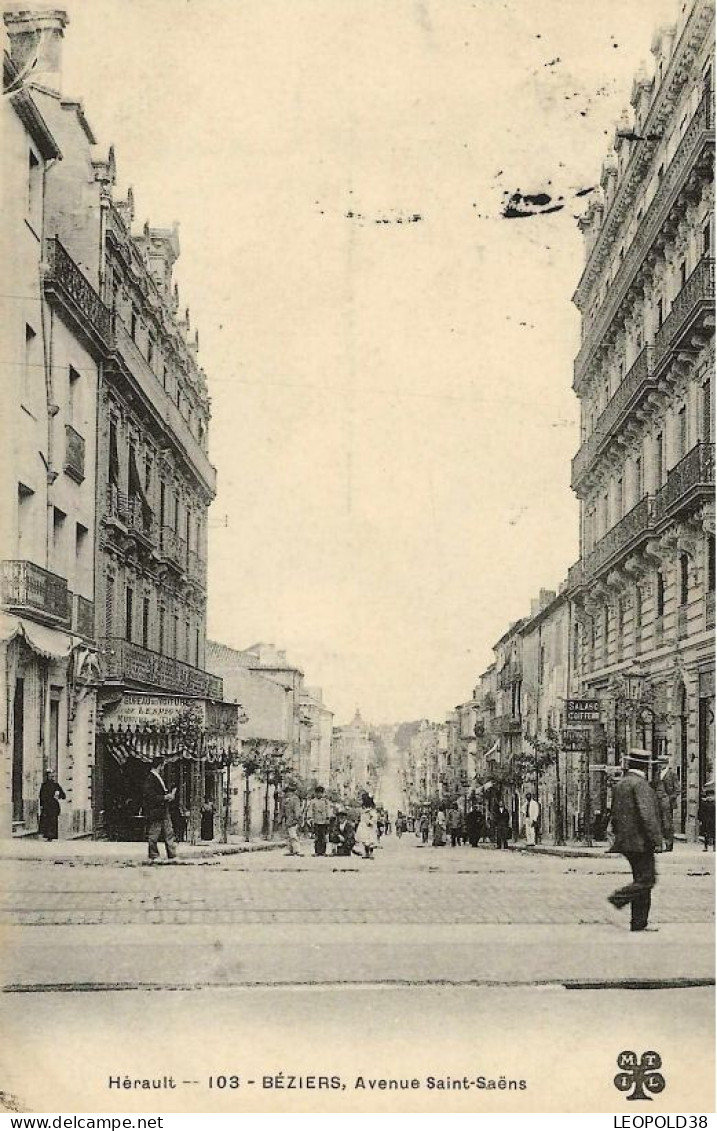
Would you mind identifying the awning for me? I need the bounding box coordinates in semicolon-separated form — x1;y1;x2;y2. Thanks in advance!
0;614;81;660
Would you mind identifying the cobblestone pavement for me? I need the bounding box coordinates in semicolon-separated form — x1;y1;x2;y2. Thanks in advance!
1;834;713;927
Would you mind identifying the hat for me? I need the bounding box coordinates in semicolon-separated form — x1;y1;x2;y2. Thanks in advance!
627;748;652;768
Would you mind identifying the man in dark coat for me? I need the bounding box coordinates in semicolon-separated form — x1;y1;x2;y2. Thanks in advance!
608;749;663;931
334;809;356;856
653;759;679;851
494;801;511;849
38;772;66;840
142;756;178;863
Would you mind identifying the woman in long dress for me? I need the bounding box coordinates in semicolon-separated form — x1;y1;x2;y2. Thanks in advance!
358;793;378;859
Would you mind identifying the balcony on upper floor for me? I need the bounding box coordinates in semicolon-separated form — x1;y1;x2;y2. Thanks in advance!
653;257;715;370
574;92;714;391
0;560;72;629
654;441;714;524
104;486;158;547
583;495;656;583
98;636;223;699
493;714;522;735
571;347;656;491
159;525;188;572
43;237;113;353
187;548;208;588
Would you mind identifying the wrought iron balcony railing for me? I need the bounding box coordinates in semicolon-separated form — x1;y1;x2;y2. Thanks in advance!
160;526;188;570
1;560;71;627
653;257;715;369
98;636;223;699
64;424;85;483
44;237;113;347
583;495;656;582
105;486;157;543
571;347;655;489
574;93;714;388
654;442;715;522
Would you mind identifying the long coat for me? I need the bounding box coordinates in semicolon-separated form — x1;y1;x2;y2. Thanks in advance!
610;771;662;855
142;771;171;823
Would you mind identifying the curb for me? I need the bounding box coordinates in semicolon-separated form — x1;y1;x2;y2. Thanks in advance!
0;841;288;866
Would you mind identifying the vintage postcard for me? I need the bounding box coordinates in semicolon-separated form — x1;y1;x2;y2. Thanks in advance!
0;0;714;1117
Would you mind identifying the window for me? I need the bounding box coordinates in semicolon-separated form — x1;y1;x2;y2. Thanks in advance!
144;455;152;493
148;335;155;369
703;379;711;444
655;432;664;487
616;476;624;520
75;523;89;585
678;405;688;460
173;613;179;658
17;483;33;556
635;455;643;500
704;220;713;257
52;507;66;576
142;596;150;649
573;622;580;669
24;324;37;408
656;298;664;330
28;149;40;230
680;553;689;606
635;586;642;629
174;494;180;532
131;307;138;341
108;419;119;486
68;366;80;426
195;628;200;667
709;539;716;593
656;571;665;617
48;690;61;778
159;606;165;654
603;606;610;657
106;575;114;636
162;364;168;392
125;586;134;642
160;482;166;527
679;261;687;292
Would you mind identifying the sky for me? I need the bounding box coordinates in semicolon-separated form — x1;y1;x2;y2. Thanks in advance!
52;0;676;724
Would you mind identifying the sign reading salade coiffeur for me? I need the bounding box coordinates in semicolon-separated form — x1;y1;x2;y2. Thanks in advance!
565;698;601;724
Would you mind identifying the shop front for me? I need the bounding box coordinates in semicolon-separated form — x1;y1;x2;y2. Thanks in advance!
97;692;238;841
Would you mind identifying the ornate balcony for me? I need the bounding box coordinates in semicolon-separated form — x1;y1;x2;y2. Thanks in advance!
583;495;656;582
187;549;208;588
64;425;85;483
1;560;71;627
98;636;223;698
104;486;157;545
654;442;715;523
73;594;95;639
653;257;715;369
160;526;188;571
43;237;113;349
571;347;655;490
574;92;714;389
494;714;522;735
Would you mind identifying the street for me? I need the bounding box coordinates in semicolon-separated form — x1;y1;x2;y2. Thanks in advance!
0;834;713;1113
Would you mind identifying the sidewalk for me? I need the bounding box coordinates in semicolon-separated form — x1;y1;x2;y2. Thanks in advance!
518;839;713;861
0;835;287;864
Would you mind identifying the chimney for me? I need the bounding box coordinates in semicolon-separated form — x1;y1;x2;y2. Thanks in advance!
3;9;69;96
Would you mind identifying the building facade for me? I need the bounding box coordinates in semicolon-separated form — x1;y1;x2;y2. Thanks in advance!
1;19;99;838
2;8;234;838
569;0;714;840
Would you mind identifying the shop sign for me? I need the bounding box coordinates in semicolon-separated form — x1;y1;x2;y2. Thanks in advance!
104;693;203;729
565;698;600;724
561;728;590;751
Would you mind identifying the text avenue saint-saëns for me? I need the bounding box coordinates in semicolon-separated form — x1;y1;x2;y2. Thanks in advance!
108;1073;529;1093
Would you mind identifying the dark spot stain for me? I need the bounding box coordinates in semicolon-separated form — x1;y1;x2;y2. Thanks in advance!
575;186;596;198
502;190;564;219
544;56;561;67
524;192;551;206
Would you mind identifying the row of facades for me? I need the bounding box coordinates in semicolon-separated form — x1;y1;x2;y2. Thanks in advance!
437;0;715;841
1;9;377;840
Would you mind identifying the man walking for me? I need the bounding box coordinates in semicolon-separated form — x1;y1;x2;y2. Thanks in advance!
142;755;178;864
306;784;332;856
447;804;462;847
282;784;303;856
608;748;663;932
653;758;678;852
523;792;540;847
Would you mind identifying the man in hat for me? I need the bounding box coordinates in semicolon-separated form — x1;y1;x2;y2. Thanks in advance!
306;784;332;856
698;781;715;852
282;784;303;856
608;749;663;931
653;757;679;851
334;808;356;856
142;755;178;863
